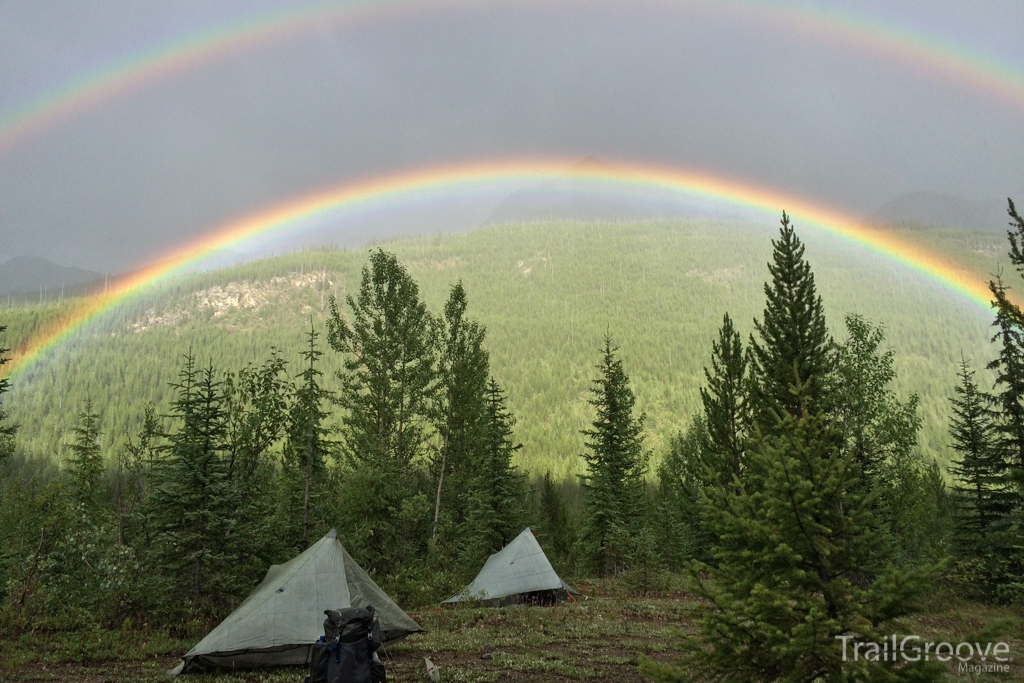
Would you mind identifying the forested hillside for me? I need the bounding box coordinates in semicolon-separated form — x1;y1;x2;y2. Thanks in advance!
1;218;1000;476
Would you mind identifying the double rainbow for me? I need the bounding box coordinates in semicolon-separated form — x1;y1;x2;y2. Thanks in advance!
4;159;997;377
2;0;1023;154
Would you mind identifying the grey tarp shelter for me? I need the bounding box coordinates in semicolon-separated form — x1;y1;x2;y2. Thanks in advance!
443;528;577;606
171;529;423;674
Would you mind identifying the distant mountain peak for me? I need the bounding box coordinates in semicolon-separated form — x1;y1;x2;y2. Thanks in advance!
869;191;1010;231
0;255;103;297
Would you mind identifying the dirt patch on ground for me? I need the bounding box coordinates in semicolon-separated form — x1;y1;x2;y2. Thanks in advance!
7;593;1024;682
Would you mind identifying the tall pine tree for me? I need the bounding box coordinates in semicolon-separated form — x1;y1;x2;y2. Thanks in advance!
67;397;104;511
749;212;834;428
147;355;233;613
700;313;750;483
987;275;1024;472
222;352;291;590
579;337;648;577
458;378;523;570
282;321;333;549
948;357;1011;539
655;418;716;569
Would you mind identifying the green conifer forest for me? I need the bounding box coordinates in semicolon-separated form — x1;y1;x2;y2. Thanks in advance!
3;215;1023;682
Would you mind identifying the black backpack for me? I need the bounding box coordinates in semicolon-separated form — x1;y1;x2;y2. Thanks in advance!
308;606;385;683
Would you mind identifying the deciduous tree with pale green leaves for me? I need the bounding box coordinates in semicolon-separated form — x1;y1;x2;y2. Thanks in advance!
0;324;15;465
327;249;437;576
432;281;490;547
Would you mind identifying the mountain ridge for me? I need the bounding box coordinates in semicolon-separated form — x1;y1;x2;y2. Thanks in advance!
0;255;104;298
868;191;1010;231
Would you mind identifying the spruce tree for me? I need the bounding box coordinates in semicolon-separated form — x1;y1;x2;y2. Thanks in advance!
642;379;940;682
1002;197;1024;278
432;281;489;544
700;313;750;482
994;196;1024;472
148;355;233;613
67;398;104;511
282;321;333;549
987;276;1024;471
459;378;524;569
948;357;1011;539
749;212;834;427
579;336;649;577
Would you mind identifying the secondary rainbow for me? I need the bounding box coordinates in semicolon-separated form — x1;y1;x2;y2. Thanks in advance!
4;159;996;377
2;0;1023;154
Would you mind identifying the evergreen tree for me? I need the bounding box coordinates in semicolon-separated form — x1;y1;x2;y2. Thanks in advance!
1002;197;1024;279
749;212;834;427
579;337;649;577
327;250;436;575
0;324;16;464
700;313;750;483
642;379;940;682
147;354;233;613
986;275;1024;471
655;418;715;569
459;379;524;569
282;321;333;549
66;398;104;511
432;281;489;545
948;357;1012;539
535;472;573;570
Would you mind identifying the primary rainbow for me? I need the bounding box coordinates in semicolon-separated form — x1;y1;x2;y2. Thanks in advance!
4;158;996;377
2;0;1024;154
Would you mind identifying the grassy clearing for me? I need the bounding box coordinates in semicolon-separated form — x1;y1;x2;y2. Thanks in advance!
4;582;1023;682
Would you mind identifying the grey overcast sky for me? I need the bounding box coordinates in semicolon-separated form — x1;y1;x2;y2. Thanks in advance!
1;0;1022;273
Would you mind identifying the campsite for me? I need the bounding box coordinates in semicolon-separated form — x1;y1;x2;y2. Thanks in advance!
4;2;1024;682
7;574;1024;681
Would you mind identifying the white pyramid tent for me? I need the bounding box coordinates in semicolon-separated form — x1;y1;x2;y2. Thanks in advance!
172;530;423;673
443;528;576;605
